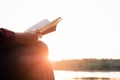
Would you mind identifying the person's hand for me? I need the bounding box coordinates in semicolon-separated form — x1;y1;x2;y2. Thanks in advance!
35;30;43;38
37;33;42;38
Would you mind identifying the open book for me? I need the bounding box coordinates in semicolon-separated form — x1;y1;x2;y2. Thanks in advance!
25;17;62;35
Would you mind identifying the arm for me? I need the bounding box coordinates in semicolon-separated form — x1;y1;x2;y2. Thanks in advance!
0;28;42;48
12;32;42;46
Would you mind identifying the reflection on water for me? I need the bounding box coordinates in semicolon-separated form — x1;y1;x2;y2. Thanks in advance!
54;70;120;80
74;77;110;80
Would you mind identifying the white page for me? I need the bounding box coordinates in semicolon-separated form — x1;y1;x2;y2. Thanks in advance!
25;19;50;33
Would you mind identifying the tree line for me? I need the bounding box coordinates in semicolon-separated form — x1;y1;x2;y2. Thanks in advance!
52;59;120;71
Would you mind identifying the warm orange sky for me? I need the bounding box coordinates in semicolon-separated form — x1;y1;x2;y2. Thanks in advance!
1;0;120;61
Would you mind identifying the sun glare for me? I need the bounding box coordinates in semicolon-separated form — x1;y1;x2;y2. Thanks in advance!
48;55;62;62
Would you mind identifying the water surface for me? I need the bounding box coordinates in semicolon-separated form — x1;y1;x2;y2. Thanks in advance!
54;70;120;80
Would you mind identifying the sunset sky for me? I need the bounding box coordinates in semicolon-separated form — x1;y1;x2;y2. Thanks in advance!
1;0;120;61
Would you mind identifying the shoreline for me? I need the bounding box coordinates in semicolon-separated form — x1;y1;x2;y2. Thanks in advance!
53;59;120;72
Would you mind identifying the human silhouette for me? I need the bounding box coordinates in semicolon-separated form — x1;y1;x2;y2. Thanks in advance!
0;28;54;80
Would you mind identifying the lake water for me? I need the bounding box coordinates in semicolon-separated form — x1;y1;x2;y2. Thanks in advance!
54;70;120;80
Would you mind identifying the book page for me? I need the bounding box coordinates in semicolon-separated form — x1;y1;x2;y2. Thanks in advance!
25;19;50;33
